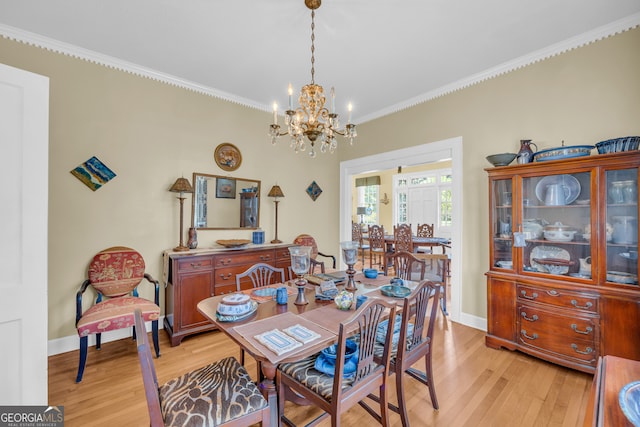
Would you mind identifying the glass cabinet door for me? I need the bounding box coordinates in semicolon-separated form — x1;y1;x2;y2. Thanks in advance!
605;168;638;286
520;171;591;277
492;178;513;269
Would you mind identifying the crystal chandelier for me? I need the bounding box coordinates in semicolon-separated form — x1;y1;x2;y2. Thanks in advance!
269;0;357;158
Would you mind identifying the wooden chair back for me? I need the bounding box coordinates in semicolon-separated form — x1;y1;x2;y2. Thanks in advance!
293;234;337;269
385;251;425;281
235;262;285;290
368;225;385;251
393;223;414;253
416;223;434;238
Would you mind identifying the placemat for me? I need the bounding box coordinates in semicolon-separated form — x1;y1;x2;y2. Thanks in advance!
232;312;336;363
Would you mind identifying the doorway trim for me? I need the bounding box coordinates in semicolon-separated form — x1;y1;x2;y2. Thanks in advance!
340;136;463;322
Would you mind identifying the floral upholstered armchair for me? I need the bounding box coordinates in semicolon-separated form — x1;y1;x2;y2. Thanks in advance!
75;246;160;382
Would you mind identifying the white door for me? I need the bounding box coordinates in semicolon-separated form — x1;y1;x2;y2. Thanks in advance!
0;63;49;404
407;187;438;232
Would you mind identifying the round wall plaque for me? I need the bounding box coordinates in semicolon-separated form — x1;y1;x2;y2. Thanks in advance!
214;143;242;171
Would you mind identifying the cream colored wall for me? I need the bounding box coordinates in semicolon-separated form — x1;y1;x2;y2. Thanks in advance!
0;37;342;340
340;28;640;317
1;27;638;340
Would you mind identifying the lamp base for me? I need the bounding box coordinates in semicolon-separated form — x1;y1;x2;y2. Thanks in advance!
173;245;190;252
271;239;282;244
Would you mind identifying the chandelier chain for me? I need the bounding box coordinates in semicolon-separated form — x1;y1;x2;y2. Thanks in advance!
310;10;315;84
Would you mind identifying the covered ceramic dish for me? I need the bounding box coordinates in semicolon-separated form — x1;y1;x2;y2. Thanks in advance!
543;222;577;242
522;219;544;239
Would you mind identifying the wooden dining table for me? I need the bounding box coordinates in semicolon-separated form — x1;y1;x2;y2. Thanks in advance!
363;233;451;253
197;272;410;427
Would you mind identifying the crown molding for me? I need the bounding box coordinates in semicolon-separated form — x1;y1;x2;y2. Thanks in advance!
0;23;265;112
356;12;640;124
2;13;639;124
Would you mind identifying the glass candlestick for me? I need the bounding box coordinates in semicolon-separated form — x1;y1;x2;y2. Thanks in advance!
341;241;359;292
289;245;311;305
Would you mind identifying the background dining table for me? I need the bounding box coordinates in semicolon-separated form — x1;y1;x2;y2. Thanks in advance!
196;272;412;426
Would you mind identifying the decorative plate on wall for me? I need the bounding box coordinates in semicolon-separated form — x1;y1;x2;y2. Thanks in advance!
214;143;242;171
306;181;322;201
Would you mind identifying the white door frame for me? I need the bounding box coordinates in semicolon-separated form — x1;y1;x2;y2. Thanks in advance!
340;137;463;322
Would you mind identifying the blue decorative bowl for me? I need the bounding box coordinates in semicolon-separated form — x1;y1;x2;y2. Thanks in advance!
363;268;378;279
619;381;640;426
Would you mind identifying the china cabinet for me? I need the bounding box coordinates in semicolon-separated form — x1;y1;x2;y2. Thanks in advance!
163;243;292;346
486;151;640;373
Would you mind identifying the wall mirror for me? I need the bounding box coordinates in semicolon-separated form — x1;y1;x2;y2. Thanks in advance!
191;172;261;230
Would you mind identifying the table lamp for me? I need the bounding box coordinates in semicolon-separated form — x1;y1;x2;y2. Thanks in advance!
357;206;367;224
268;185;285;243
169;177;194;251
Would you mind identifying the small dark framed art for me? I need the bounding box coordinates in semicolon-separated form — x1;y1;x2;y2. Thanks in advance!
216;178;236;199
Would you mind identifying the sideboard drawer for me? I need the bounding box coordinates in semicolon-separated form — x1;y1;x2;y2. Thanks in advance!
214;249;275;267
517;303;598;365
177;256;214;272
517;284;598;313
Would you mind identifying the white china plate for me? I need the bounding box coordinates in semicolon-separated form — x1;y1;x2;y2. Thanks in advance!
530;246;570;274
606;271;638;284
216;301;258;322
535;174;581;206
619;381;640;426
620;252;639;261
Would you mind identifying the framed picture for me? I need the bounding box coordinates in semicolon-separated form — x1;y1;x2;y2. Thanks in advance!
216;178;236;199
214;143;242;171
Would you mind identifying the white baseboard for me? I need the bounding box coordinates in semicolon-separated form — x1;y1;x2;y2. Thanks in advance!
458;312;487;332
48;316;165;356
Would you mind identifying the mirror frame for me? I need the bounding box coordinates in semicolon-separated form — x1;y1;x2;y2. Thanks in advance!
191;172;261;230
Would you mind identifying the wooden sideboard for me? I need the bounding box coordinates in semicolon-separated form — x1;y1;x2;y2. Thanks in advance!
163;243;292;346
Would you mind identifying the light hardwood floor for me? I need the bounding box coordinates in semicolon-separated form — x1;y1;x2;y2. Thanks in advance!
49;309;593;427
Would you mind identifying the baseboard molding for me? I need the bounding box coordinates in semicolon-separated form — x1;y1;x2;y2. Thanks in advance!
458;312;487;332
48;316;165;356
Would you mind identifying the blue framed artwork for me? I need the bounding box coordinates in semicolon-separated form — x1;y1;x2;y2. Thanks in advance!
306;181;322;201
70;156;116;191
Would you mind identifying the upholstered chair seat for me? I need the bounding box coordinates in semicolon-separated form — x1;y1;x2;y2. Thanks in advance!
278;355;356;400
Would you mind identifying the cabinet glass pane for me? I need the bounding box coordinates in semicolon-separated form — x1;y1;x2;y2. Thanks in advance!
492;179;512;268
521;172;591;277
605;169;638;286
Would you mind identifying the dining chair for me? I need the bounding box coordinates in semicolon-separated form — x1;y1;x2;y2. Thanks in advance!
393;223;414;253
416;253;450;316
133;309;270;427
293;234;336;273
75;246;160;383
415;223;435;255
352;221;370;268
235;263;285;373
367;280;442;426
368;224;386;270
235;262;285;291
277;299;398;427
384;250;426;282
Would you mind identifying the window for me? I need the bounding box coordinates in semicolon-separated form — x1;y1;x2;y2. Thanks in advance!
357;185;379;225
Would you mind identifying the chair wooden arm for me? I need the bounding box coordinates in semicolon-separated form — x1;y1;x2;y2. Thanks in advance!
144;273;161;306
317;252;336;269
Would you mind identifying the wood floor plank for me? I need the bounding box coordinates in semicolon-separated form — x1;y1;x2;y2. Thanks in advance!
49;319;592;426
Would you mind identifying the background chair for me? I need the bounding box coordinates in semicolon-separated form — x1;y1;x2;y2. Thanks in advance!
368;280;442;426
415;223;434;255
393;223;414;253
133;309;269;427
352;221;370;269
417;253;450;315
384;250;425;281
235;262;285;373
293;234;336;272
368;224;386;270
235;262;285;291
75;246;160;383
277;299;397;427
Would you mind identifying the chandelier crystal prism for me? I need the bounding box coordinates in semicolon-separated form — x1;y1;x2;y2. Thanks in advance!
269;0;357;158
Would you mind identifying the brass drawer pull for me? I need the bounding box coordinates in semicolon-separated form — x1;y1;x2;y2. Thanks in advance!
570;300;593;310
219;273;233;280
520;312;538;322
571;344;593;355
189;262;203;268
260;255;272;261
546;290;559;296
571;324;593;335
520;290;538;300
521;329;538;340
219;258;232;266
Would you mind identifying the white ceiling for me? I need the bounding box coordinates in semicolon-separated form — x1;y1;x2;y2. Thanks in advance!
1;0;639;124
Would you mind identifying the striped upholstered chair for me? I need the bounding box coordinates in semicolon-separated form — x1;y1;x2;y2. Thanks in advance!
134;309;269;426
75;246;160;382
